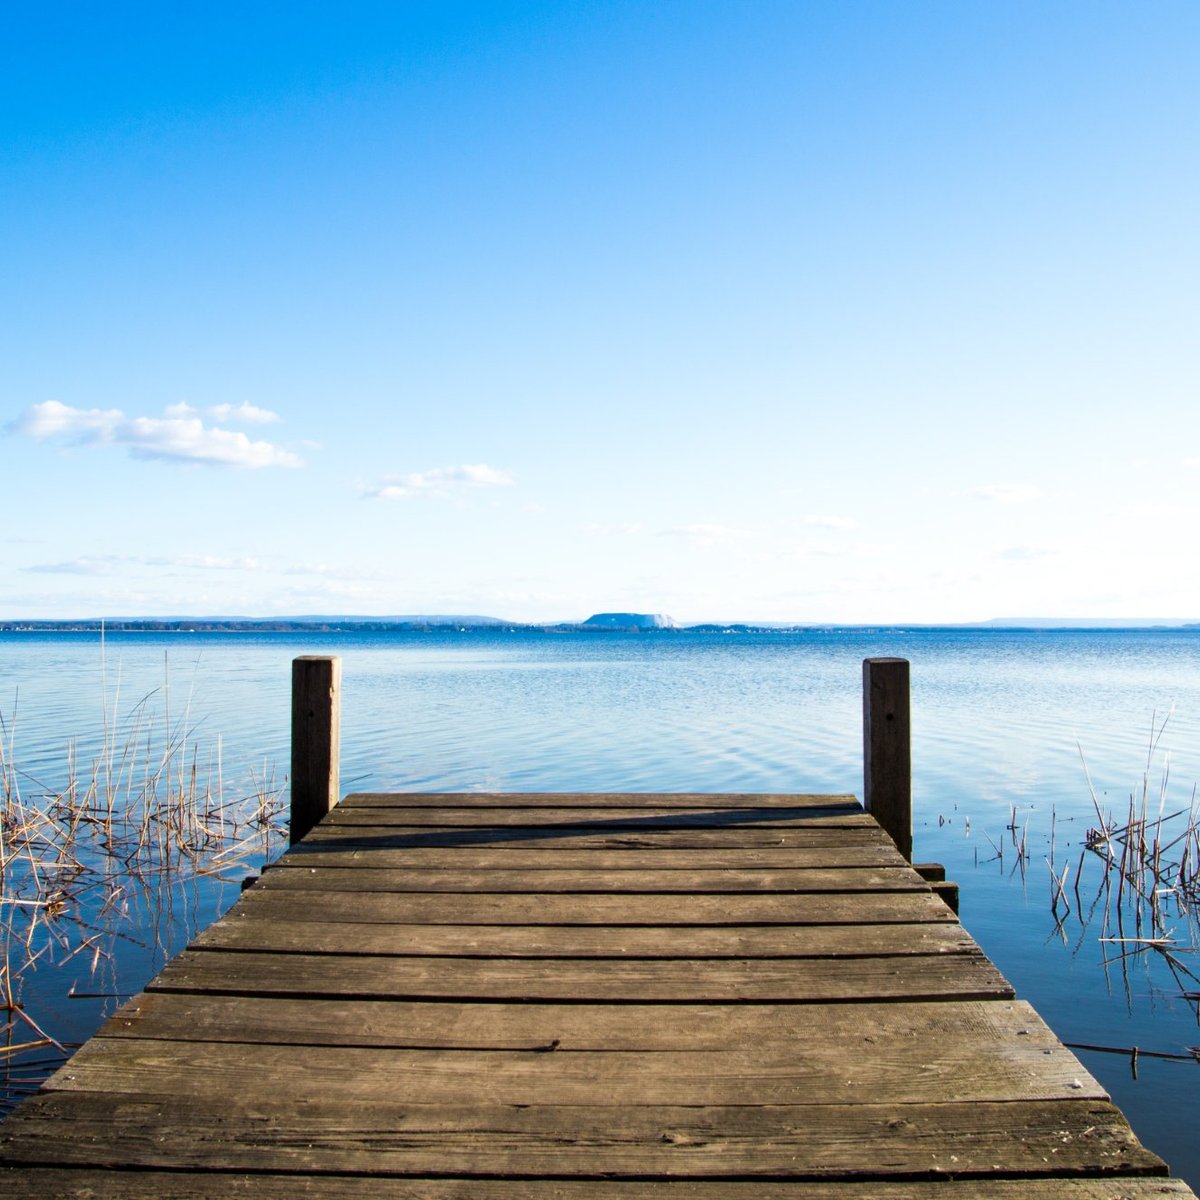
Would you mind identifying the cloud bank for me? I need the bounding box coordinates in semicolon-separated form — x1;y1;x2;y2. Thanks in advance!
11;400;301;468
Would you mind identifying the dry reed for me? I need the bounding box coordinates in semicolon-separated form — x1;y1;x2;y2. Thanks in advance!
0;659;286;1110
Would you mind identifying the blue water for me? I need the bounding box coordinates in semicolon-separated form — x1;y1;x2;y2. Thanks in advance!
1;626;1198;1182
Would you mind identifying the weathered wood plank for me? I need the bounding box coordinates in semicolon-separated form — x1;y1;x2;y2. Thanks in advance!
257;865;927;893
191;918;977;958
149;948;1014;1001
317;807;879;829
0;1095;1164;1177
301;825;891;849
234;886;958;925
342;792;863;810
5;1171;1194;1199
278;845;907;869
94;995;1070;1053
49;1032;1106;1106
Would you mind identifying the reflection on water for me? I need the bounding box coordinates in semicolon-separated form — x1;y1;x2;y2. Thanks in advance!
1;626;1199;1181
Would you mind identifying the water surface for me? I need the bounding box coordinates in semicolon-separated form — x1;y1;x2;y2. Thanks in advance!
1;627;1198;1181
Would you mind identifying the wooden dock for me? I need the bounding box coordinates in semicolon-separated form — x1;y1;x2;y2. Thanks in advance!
0;657;1195;1196
0;788;1195;1197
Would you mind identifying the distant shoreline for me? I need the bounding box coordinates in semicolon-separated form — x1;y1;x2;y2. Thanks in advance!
2;618;1198;634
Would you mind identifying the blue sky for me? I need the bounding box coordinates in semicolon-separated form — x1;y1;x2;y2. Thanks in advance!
3;1;1198;623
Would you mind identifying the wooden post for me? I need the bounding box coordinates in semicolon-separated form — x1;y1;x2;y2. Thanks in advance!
863;657;911;862
291;655;341;845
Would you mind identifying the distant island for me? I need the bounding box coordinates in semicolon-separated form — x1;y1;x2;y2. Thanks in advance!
3;613;1199;634
581;613;679;630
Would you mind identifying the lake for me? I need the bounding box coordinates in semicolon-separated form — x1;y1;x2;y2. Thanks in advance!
1;625;1198;1184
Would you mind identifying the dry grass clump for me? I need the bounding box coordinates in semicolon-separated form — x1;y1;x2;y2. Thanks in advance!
1064;712;1200;1066
966;712;1200;1071
0;658;286;1108
1078;712;1200;932
981;711;1199;939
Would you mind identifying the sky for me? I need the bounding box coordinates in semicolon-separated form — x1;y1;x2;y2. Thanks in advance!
3;1;1198;625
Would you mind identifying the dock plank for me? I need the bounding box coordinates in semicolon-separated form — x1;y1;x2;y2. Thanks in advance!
0;1094;1164;1178
191;917;976;957
340;791;864;809
49;1033;1106;1106
94;995;1075;1052
3;1172;1194;1199
280;844;907;867
149;947;1014;1001
257;865;928;892
316;805;880;828
300;825;892;849
234;886;959;924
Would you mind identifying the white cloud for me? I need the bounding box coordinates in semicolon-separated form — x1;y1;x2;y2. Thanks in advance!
282;562;337;577
367;464;514;499
802;515;859;531
26;553;270;575
1127;502;1181;519
998;545;1057;561
25;556;122;576
971;483;1042;504
13;399;122;440
658;523;753;547
585;521;644;536
10;400;301;468
162;554;269;571
207;402;282;425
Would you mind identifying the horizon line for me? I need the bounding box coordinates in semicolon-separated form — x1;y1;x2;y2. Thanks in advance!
2;614;1198;631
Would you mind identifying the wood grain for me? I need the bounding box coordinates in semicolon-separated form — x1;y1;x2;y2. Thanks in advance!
94;995;1070;1052
317;806;878;828
190;917;976;958
149;947;1014;1001
51;1031;1105;1106
281;844;907;868
2;1170;1193;1199
258;865;927;893
234;886;958;925
301;825;890;849
0;1094;1165;1178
